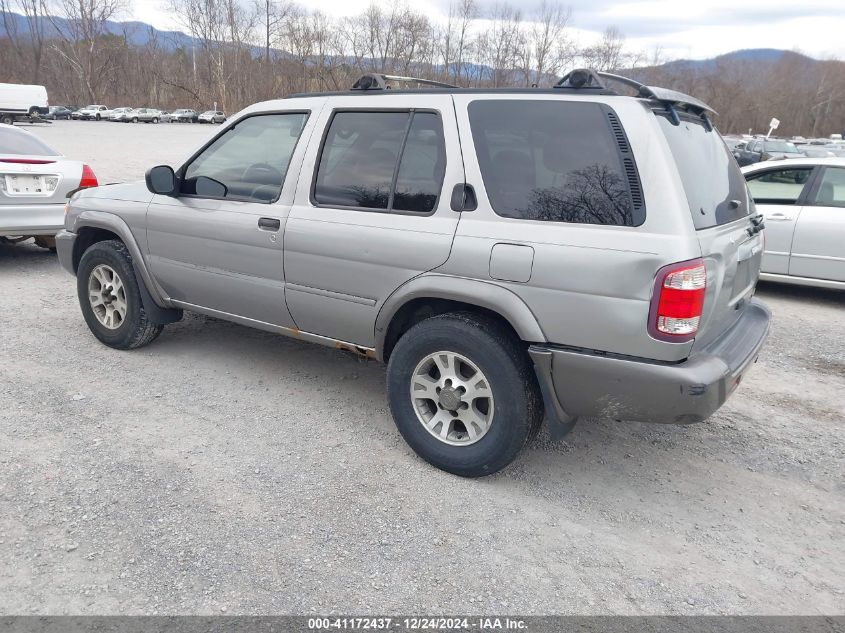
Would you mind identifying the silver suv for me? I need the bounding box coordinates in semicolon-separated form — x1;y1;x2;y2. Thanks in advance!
57;70;770;477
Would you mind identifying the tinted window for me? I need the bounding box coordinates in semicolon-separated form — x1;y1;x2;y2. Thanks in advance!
0;128;59;156
810;167;845;207
746;168;813;205
468;100;642;226
314;111;446;213
182;112;308;203
658;114;750;229
393;113;446;213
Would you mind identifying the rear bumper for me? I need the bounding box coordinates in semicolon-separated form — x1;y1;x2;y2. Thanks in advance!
0;203;66;236
530;300;771;424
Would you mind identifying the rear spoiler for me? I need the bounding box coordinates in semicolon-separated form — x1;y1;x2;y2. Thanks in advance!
556;69;717;127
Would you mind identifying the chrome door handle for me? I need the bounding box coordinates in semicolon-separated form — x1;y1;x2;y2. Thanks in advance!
766;213;793;221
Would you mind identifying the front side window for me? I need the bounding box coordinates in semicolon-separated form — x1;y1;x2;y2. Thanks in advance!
810;167;845;207
314;110;446;213
746;168;813;205
182;112;308;203
468;100;642;226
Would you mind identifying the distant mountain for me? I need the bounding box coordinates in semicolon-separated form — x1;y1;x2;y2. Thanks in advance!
1;11;198;51
641;48;817;75
1;12;825;73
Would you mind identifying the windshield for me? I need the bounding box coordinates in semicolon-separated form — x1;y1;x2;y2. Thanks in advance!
657;113;750;229
0;128;59;156
764;141;800;153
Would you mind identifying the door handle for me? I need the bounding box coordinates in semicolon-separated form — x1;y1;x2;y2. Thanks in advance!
258;217;281;231
766;213;793;221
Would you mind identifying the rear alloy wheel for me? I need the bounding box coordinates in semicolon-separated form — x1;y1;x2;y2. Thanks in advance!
410;351;495;446
1;115;14;126
132;117;138;123
387;312;542;477
77;240;163;349
152;117;159;124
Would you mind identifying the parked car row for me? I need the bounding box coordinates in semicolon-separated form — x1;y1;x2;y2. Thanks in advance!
723;133;845;166
62;105;227;124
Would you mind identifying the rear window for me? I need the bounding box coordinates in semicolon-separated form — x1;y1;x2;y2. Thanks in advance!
468;100;644;226
657;114;749;229
0;128;59;156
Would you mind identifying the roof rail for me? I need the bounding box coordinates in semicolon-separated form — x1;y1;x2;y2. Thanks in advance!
350;73;459;91
555;68;717;117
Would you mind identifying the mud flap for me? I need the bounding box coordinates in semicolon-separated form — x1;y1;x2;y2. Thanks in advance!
530;347;578;441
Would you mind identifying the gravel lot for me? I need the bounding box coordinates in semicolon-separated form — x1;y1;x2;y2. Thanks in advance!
1;120;843;615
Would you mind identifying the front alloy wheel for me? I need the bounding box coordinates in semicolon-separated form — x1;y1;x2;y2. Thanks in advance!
87;264;127;329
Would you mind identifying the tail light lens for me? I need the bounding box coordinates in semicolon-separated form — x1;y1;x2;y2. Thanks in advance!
648;259;706;343
79;164;98;189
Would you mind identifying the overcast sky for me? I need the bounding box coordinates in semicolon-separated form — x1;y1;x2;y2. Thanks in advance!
130;0;845;61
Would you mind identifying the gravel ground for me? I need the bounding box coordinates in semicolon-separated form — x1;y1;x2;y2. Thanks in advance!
0;121;843;615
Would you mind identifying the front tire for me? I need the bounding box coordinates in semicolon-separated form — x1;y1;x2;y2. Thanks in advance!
77;240;163;350
387;312;542;477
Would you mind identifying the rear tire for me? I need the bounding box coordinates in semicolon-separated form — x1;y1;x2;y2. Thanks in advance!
387;312;542;477
1;114;14;126
77;240;163;350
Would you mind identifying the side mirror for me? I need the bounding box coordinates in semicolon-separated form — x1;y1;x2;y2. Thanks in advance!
145;165;177;195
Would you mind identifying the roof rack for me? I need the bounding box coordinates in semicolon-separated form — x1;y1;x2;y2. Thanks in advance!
351;73;459;91
556;68;717;119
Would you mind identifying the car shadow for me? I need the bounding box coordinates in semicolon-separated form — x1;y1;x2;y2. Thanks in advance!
755;280;844;306
0;239;59;268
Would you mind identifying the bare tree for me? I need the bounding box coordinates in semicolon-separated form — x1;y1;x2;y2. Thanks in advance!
582;25;626;71
530;1;572;83
1;0;48;82
48;0;127;102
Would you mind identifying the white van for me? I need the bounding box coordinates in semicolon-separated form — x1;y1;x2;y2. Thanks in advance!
0;83;49;125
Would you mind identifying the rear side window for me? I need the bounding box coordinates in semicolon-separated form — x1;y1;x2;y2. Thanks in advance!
314;110;446;213
468;100;643;226
746;168;813;205
0;128;59;156
657;114;750;229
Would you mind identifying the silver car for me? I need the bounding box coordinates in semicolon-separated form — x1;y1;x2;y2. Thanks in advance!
198;110;226;124
57;70;770;476
744;157;845;289
0;124;98;247
131;108;163;124
109;107;135;122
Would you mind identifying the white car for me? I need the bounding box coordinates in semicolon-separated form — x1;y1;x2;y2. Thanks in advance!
0;124;98;247
743;157;845;289
74;105;110;120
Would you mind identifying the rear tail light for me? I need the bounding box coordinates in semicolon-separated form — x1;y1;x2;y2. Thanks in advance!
648;259;706;343
79;164;98;189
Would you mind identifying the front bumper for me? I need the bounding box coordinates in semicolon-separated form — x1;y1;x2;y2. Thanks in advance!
530;300;771;424
0;203;66;236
